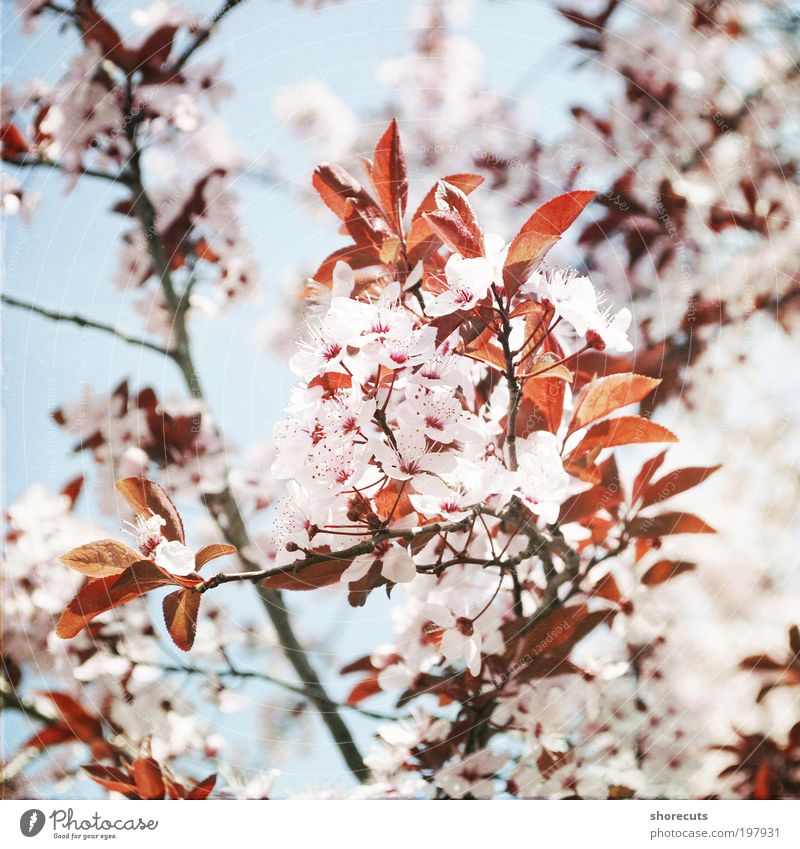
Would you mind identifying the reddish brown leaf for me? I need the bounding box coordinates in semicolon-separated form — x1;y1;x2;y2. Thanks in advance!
308;371;353;396
311;163;387;241
57;561;178;639
406;173;483;264
503;231;559;298
591;572;623;604
132;757;166;800
570;373;661;433
83;765;139;797
570;416;678;458
134;24;176;70
641;559;697;586
558;484;622;524
261;559;351;591
115;477;185;543
194;543;237;571
185;774;217;800
346;674;381;706
420;180;485;259
58;539;143;579
163;588;201;651
631;450;668;504
423;209;483;259
370;119;408;232
517;381;564;437
639;465;722;508
1;123;30;159
503;191;595;297
628;512;716;538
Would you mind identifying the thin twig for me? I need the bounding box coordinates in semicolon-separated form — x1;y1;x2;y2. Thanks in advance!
153;662;402;721
171;0;249;72
1;294;174;357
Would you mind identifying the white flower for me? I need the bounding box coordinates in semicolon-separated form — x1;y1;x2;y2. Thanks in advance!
427;234;507;317
435;749;508;800
372;428;456;486
591;306;633;353
422;601;489;675
153;539;196;576
527;266;632;353
341;542;416;585
400;385;477;444
515;431;569;524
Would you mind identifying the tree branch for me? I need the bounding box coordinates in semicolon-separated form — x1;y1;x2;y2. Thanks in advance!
172;0;250;72
1;294;174;357
199;512;482;592
8;155;132;186
152;661;403;721
120;105;371;782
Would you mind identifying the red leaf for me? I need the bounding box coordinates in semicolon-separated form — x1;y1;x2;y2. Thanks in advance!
628;512;716;538
570;416;678;458
58;539;143;579
60;475;85;507
185;774;217;800
503;190;595;297
346;674;381;706
631;450;668;504
639;465;722;508
1;123;30;159
134;25;176;71
311;163;386;230
194;543;237;571
641;559;696;586
261;559;351;591
423;209;483;259
132;757;166;800
522;190;596;236
407;173;483;264
57;561;178;639
558;484;622;523
115;477;185;543
308;371;353;396
570;373;661;433
83;765;139;797
75;0;133;70
370;119;408;232
163;588;201;651
592;572;622;604
421;180;485;258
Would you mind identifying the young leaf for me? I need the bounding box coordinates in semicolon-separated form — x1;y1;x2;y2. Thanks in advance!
569;373;661;433
115;477;185;543
641;559;696;586
163;588;201;651
423;209;483;258
631;450;668;504
406;173;483;263
132;757;167;800
638;465;722;508
421;180;485;258
58;539;143;578
370;119;408;232
503;190;595;296
261;559;352;591
195;543;237;571
56;561;179;639
627;512;716;538
570;415;678;457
